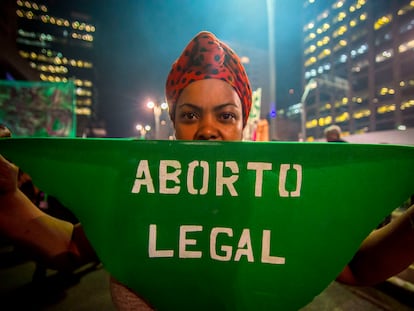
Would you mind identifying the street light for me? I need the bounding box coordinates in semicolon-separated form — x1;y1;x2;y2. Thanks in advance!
136;123;151;139
267;0;277;140
147;100;168;140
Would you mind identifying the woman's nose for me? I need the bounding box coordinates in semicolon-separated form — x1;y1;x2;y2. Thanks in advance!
195;116;220;140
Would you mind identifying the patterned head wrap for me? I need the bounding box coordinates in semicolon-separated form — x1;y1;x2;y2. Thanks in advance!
165;31;252;127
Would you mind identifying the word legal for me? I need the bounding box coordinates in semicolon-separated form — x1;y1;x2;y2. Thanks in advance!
148;224;286;265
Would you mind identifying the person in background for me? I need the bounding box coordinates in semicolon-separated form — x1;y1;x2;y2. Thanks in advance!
324;124;347;142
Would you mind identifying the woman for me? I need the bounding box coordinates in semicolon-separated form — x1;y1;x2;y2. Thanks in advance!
111;31;252;310
0;31;252;310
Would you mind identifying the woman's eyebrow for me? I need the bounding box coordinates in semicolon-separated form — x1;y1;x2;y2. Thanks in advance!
177;103;202;112
177;102;240;112
213;103;240;112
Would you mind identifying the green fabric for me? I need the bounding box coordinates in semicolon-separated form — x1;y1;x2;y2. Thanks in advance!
1;138;413;310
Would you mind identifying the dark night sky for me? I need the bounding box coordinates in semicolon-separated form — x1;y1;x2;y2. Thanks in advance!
82;0;303;137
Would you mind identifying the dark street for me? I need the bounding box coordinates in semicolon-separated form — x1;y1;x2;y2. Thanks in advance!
1;240;413;311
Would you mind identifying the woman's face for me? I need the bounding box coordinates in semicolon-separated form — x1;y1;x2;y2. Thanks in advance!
173;79;244;141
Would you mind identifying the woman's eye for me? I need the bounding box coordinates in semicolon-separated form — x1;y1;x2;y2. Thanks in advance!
182;112;198;120
221;112;236;120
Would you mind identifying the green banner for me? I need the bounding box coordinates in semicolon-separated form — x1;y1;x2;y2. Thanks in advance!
1;138;413;310
0;80;76;137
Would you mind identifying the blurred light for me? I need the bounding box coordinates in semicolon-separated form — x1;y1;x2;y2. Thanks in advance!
309;80;318;89
160;102;168;110
241;56;250;64
398;125;407;131
147;101;155;109
335;1;344;9
380;87;388;95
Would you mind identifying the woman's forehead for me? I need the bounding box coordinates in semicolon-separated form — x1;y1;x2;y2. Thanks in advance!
177;79;242;107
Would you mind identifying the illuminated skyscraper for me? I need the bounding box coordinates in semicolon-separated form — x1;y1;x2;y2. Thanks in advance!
296;0;414;141
14;0;97;136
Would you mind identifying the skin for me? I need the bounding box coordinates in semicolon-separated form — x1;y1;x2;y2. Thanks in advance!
337;203;414;285
325;130;340;142
173;79;244;141
0;125;12;138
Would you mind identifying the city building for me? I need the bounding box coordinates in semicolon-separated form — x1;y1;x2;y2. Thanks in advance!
11;0;100;136
0;0;39;81
288;0;414;141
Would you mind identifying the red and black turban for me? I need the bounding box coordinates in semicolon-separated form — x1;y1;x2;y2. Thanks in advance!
165;31;252;127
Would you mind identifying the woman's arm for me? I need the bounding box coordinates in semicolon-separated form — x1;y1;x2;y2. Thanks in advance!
337;204;414;285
